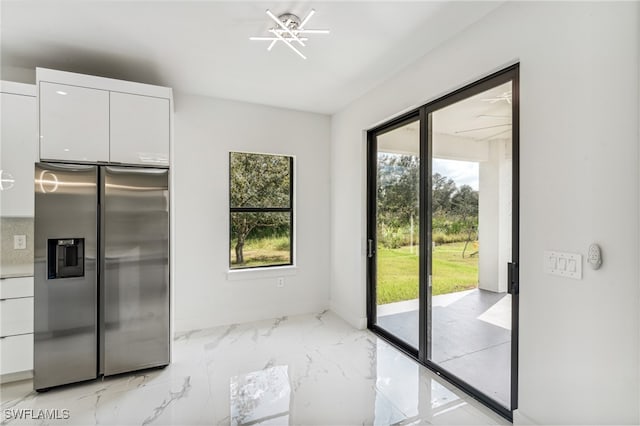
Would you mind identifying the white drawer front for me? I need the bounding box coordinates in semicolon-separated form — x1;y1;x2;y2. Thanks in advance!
0;277;34;299
0;333;33;375
0;298;34;337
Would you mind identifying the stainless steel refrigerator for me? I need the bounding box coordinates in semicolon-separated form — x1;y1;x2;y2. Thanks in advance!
34;163;169;390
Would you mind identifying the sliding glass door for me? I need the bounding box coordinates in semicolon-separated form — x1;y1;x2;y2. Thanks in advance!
367;65;519;418
367;114;422;352
428;78;516;410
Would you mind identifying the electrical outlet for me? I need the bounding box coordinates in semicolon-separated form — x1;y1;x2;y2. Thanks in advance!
13;235;27;250
277;277;285;288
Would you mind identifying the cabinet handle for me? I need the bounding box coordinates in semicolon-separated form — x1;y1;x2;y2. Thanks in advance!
0;332;32;339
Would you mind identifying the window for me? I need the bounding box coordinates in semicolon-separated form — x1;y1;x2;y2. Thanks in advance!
229;152;293;269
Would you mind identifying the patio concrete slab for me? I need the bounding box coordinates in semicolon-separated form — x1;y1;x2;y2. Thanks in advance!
376;288;511;407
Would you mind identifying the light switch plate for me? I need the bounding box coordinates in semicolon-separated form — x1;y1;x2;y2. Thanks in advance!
13;235;27;250
544;251;582;279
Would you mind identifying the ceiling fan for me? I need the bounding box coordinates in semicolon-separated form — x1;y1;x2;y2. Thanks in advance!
455;123;511;135
455;114;513;141
481;90;512;104
448;88;513;140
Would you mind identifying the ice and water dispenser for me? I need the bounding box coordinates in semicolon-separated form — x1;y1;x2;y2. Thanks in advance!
47;238;85;279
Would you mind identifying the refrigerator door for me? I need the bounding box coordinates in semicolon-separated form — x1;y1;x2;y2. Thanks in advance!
34;163;98;390
102;166;169;375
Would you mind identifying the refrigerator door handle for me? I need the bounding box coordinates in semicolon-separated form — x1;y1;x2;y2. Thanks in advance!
98;167;105;376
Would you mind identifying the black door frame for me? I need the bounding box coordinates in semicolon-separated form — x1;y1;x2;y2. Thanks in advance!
366;110;423;360
366;64;520;421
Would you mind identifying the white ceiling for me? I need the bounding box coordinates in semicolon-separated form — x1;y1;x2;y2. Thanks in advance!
0;1;503;114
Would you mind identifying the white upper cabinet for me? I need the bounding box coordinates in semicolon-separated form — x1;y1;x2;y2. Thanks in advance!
1;82;37;217
37;68;172;166
39;82;109;163
110;92;169;166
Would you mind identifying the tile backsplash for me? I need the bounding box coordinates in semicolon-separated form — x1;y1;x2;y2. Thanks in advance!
1;217;34;278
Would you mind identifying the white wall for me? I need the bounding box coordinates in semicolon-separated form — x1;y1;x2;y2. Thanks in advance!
174;93;331;332
330;2;639;424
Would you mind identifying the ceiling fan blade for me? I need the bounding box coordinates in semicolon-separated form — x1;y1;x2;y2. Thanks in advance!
479;128;512;141
476;114;511;119
455;123;512;134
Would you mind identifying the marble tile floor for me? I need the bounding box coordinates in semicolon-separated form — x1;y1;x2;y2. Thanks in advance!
1;311;510;426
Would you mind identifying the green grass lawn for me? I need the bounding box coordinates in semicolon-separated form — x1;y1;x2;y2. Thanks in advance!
377;242;478;305
231;237;477;303
230;236;290;268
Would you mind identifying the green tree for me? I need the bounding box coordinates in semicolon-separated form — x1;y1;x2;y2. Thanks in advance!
451;184;479;217
377;153;419;227
230;153;290;265
431;172;457;215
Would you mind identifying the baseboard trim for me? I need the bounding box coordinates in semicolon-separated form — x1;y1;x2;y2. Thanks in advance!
0;370;33;384
329;301;367;330
513;409;538;425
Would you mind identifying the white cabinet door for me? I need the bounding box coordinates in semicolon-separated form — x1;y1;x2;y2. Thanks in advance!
0;297;33;337
40;82;109;162
110;92;169;166
0;334;33;375
0;92;36;217
0;277;34;299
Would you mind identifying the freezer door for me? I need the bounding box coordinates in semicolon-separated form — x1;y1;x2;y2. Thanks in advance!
34;163;98;390
103;166;169;375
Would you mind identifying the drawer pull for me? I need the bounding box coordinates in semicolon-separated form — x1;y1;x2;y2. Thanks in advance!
0;332;32;339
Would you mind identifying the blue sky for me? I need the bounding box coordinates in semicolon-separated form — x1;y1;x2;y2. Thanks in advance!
433;158;479;190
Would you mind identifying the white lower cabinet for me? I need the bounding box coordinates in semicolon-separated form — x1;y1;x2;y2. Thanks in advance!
0;298;34;336
0;277;34;379
0;334;33;375
0;276;34;299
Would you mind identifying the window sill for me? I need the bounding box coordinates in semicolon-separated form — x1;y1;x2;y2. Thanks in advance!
226;265;298;281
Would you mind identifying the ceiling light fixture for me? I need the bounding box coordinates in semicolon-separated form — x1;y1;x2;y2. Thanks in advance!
250;9;330;60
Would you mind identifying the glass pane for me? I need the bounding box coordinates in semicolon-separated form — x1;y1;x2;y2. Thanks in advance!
230;152;291;209
230;212;291;269
429;81;512;409
375;119;420;349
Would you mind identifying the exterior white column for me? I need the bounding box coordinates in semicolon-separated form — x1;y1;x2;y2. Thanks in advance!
478;138;511;293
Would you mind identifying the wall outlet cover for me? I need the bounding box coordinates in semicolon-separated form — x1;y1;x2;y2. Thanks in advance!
13;235;27;250
544;250;582;280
